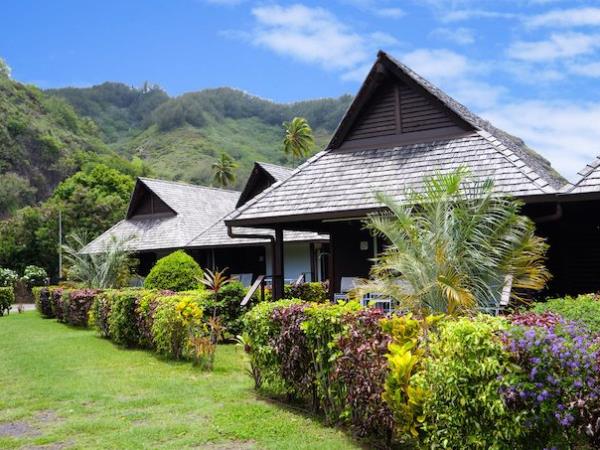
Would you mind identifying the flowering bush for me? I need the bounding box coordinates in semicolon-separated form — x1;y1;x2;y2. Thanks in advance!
502;315;600;448
21;265;47;287
334;308;393;439
0;267;18;287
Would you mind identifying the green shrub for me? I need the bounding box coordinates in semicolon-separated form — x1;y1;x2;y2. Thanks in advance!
65;289;98;326
286;282;328;303
242;299;303;389
49;287;66;322
90;290;115;338
33;286;54;318
0;287;14;316
0;267;18;287
144;250;203;291
21;265;47;287
108;289;142;346
136;290;169;349
532;294;600;333
416;316;526;449
301;301;362;420
201;281;248;338
151;292;204;359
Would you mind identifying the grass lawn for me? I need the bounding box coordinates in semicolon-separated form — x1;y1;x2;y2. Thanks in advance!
0;311;360;449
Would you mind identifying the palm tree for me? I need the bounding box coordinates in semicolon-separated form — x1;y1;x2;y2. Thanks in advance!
61;231;134;288
353;168;550;315
283;117;314;161
212;153;238;188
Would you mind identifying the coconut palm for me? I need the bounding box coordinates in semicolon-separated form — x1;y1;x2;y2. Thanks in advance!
352;168;550;315
61;231;134;288
212;153;238;188
283;117;314;161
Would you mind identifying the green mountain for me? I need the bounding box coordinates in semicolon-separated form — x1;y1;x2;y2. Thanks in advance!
48;83;352;189
0;66;143;218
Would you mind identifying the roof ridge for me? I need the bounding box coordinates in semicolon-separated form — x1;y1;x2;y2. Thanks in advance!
563;155;600;193
184;209;237;247
139;177;240;194
227;150;330;222
256;161;292;169
377;51;567;189
476;131;555;194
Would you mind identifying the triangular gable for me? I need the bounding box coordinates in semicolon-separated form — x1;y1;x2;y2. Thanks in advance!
126;178;176;219
236;162;293;208
329;51;472;150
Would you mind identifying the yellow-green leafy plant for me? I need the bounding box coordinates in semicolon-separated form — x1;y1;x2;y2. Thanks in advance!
353;168;550;315
381;313;443;440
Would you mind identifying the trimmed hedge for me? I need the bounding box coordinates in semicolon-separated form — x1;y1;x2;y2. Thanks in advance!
0;287;14;316
144;250;203;292
33;287;98;326
242;302;600;448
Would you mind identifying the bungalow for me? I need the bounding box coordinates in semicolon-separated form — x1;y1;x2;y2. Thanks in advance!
226;51;600;300
82;162;328;284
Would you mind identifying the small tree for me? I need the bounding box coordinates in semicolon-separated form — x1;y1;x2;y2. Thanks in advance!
353;168;550;315
212;153;238;188
62;232;135;289
200;268;232;344
283;117;314;162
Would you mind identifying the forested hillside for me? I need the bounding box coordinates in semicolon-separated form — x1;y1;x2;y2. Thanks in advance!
48;83;352;188
0;56;351;277
0;61;142;218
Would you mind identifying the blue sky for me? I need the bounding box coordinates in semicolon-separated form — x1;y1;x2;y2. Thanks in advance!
2;0;600;180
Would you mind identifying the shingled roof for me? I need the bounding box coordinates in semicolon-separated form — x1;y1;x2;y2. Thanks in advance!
227;51;565;227
81;178;240;253
565;157;600;194
82;166;326;254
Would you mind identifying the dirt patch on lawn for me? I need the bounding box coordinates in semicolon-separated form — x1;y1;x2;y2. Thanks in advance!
0;421;41;438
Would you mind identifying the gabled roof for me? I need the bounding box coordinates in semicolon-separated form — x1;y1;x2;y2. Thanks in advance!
564;157;600;194
227;51;565;227
236;162;293;208
81;178;240;254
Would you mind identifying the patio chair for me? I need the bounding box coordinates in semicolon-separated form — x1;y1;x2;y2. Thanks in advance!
334;277;359;302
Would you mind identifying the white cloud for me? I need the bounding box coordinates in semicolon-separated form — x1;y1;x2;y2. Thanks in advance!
401;49;502;109
570;61;600;77
481;101;600;180
526;7;600;28
341;0;405;18
249;4;399;77
508;33;600;62
430;27;475;45
375;7;405;18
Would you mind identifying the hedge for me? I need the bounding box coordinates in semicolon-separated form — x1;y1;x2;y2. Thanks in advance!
34;285;253;364
242;301;600;448
533;294;600;334
0;287;14;316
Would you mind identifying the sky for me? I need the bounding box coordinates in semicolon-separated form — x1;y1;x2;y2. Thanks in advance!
2;0;600;181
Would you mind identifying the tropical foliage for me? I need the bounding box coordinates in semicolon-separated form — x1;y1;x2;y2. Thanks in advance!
283;116;315;160
211;153;237;188
61;231;134;288
354;168;550;314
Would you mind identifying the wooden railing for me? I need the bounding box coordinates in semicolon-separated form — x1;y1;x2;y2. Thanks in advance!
240;274;265;306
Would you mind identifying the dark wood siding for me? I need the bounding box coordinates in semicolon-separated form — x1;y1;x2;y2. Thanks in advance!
346;81;397;142
131;191;172;216
399;85;456;133
341;77;463;147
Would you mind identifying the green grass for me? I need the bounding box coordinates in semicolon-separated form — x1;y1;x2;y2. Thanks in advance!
0;312;360;449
